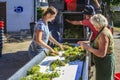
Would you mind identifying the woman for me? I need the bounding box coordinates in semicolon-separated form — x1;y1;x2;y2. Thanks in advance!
28;6;64;59
78;14;115;80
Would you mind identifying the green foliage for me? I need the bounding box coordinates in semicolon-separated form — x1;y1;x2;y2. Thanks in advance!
79;76;82;80
102;0;120;5
37;7;43;20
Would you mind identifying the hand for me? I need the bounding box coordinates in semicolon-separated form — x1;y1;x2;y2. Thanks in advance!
77;41;90;45
81;43;90;51
59;44;65;51
50;48;58;55
77;41;90;51
51;49;59;55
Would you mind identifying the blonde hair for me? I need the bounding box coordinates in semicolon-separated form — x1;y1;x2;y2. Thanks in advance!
42;6;57;16
90;14;108;29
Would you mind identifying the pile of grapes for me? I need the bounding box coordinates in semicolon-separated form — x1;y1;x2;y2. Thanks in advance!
49;43;86;62
21;65;59;80
21;43;86;80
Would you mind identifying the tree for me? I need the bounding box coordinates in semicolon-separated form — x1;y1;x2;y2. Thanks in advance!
102;0;120;6
101;0;120;15
100;0;120;29
37;7;43;20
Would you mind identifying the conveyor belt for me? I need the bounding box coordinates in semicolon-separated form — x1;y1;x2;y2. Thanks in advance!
40;56;83;80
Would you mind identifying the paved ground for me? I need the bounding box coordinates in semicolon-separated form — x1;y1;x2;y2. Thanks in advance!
0;40;31;80
0;32;120;80
114;32;120;73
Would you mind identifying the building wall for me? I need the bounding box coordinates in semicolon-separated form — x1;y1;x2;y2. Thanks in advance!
0;0;34;32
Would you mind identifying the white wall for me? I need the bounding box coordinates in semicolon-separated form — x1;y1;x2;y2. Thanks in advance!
0;0;34;32
0;0;6;2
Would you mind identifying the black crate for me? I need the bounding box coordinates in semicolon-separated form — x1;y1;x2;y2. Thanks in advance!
60;12;88;43
48;22;61;42
48;0;64;11
76;0;86;11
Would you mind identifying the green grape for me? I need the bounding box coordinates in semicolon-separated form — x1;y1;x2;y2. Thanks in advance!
21;75;33;80
53;47;59;51
27;65;40;75
50;71;59;78
50;63;57;71
21;77;27;80
78;52;86;60
22;43;86;80
50;59;66;71
63;42;69;45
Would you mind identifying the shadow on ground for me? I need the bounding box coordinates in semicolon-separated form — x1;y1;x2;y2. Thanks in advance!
114;33;120;39
0;51;30;80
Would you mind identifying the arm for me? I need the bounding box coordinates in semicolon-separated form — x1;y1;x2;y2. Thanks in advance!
66;19;83;25
49;34;64;50
89;32;93;41
35;30;57;53
77;41;90;44
82;33;109;57
93;0;100;9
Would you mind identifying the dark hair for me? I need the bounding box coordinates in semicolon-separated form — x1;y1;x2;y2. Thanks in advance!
42;6;57;16
83;5;96;15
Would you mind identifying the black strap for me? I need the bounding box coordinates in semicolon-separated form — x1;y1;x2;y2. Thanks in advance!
91;27;105;42
44;50;48;56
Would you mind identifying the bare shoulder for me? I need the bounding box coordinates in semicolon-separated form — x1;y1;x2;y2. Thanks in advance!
99;32;108;41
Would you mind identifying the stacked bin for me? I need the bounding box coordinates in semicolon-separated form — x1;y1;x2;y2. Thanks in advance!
0;20;4;57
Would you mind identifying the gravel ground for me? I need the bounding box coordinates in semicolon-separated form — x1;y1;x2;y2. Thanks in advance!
0;32;120;80
114;32;120;73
